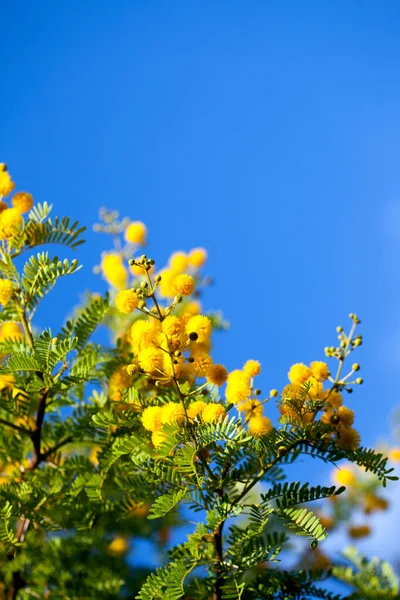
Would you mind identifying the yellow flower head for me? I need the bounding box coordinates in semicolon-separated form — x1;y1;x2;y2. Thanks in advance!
138;346;163;374
238;399;263;418
169;251;188;274
173;274;195;296
162;353;182;379
0;208;23;239
125;221;147;245
182;300;201;316
11;192;33;214
0;321;24;342
161;315;182;340
333;466;356;486
248;415;273;437
0;170;15;197
325;389;343;408
310;361;330;382
0;279;14;307
101;253;128;289
206;364;228;386
305;376;324;400
187;400;206;419
336;426;361;451
288;363;311;385
202;403;226;423
185;315;212;343
108;536;129;556
389;448;400;463
160;402;186;426
225;370;251;404
115;289;139;314
348;524;371;539
188;247;207;268
158;269;176;297
142;405;163;432
109;367;132;401
131;318;159;354
191;352;213;377
337;406;355;427
243;360;261;378
152;429;168;448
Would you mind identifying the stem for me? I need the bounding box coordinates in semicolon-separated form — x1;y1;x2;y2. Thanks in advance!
0;418;32;435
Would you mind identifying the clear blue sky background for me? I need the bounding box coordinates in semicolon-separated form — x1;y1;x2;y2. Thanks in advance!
2;0;400;567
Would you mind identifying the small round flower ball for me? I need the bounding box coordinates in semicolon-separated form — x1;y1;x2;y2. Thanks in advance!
101;253;128;289
348;524;371;539
389;448;400;463
115;289;139;314
238;399;263;418
243;360;261;378
183;300;201;315
0;208;23;239
185;315;212;343
226;370;251;404
0;321;24;342
0;279;14;306
141;406;163;432
152;429;168;448
161;402;186;426
169;251;188;274
202;403;226;423
11;192;33;214
310;361;330;382
337;406;355;427
138;347;163;374
173;274;195;296
248;415;273;436
188;247;207;268
288;363;311;385
108;536;129;556
125;221;147;245
131;319;159;353
191;352;213;377
0;170;15;197
336;426;360;451
187;400;206;419
333;466;356;486
325;389;343;408
158;269;176;298
206;364;228;386
109;367;133;401
161;315;182;339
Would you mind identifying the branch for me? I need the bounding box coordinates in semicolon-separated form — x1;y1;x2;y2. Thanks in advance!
0;418;32;435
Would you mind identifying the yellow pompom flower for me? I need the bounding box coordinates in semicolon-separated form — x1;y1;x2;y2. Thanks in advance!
202;403;226;423
109;367;133;401
188;247;207;268
162;353;182;379
182;300;201;315
238;399;263;417
0;207;23;239
131;319;159;354
138;346;163;374
288;363;311;384
336;426;361;450
158;269;176;297
191;352;213;377
333;467;356;486
0;321;24;342
142;406;163;432
0;279;14;307
310;361;330;382
115;289;139;314
169;252;188;274
243;360;261;378
348;524;371;539
101;253;128;289
0;170;15;197
11;192;33;214
172;274;195;296
325;389;343;408
125;221;147;245
206;364;228;386
337;406;355;427
248;415;273;436
152;430;168;448
305;376;324;399
108;536;129;556
162;315;182;339
185;315;212;343
226;370;251;404
389;448;400;462
161;402;186;426
187;400;206;419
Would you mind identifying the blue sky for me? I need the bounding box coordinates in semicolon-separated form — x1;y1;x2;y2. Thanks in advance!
2;0;400;564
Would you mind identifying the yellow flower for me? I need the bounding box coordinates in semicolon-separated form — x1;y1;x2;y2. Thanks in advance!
162;353;182;379
161;315;182;340
172;274;195;296
206;364;228;386
336;427;360;450
288;363;311;384
363;492;388;513
0;207;23;239
238;399;263;417
152;430;168;448
225;370;251;404
125;221;147;245
305;376;324;399
0;321;24;342
389;448;400;463
333;466;356;486
169;252;188;274
108;536;129;556
182;300;201;315
187;400;206;419
138;346;163;374
142;406;163;432
0;374;15;391
248;415;273;436
337;406;355;427
101;253;127;289
348;524;371;539
0;279;14;307
115;289;139;314
188;247;207;268
160;402;186;426
325;389;343;408
310;361;330;382
109;367;132;401
185;315;212;343
0;170;15;197
11;192;33;214
191;352;213;377
202;403;226;423
131;319;159;354
158;269;176;297
243;360;261;378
